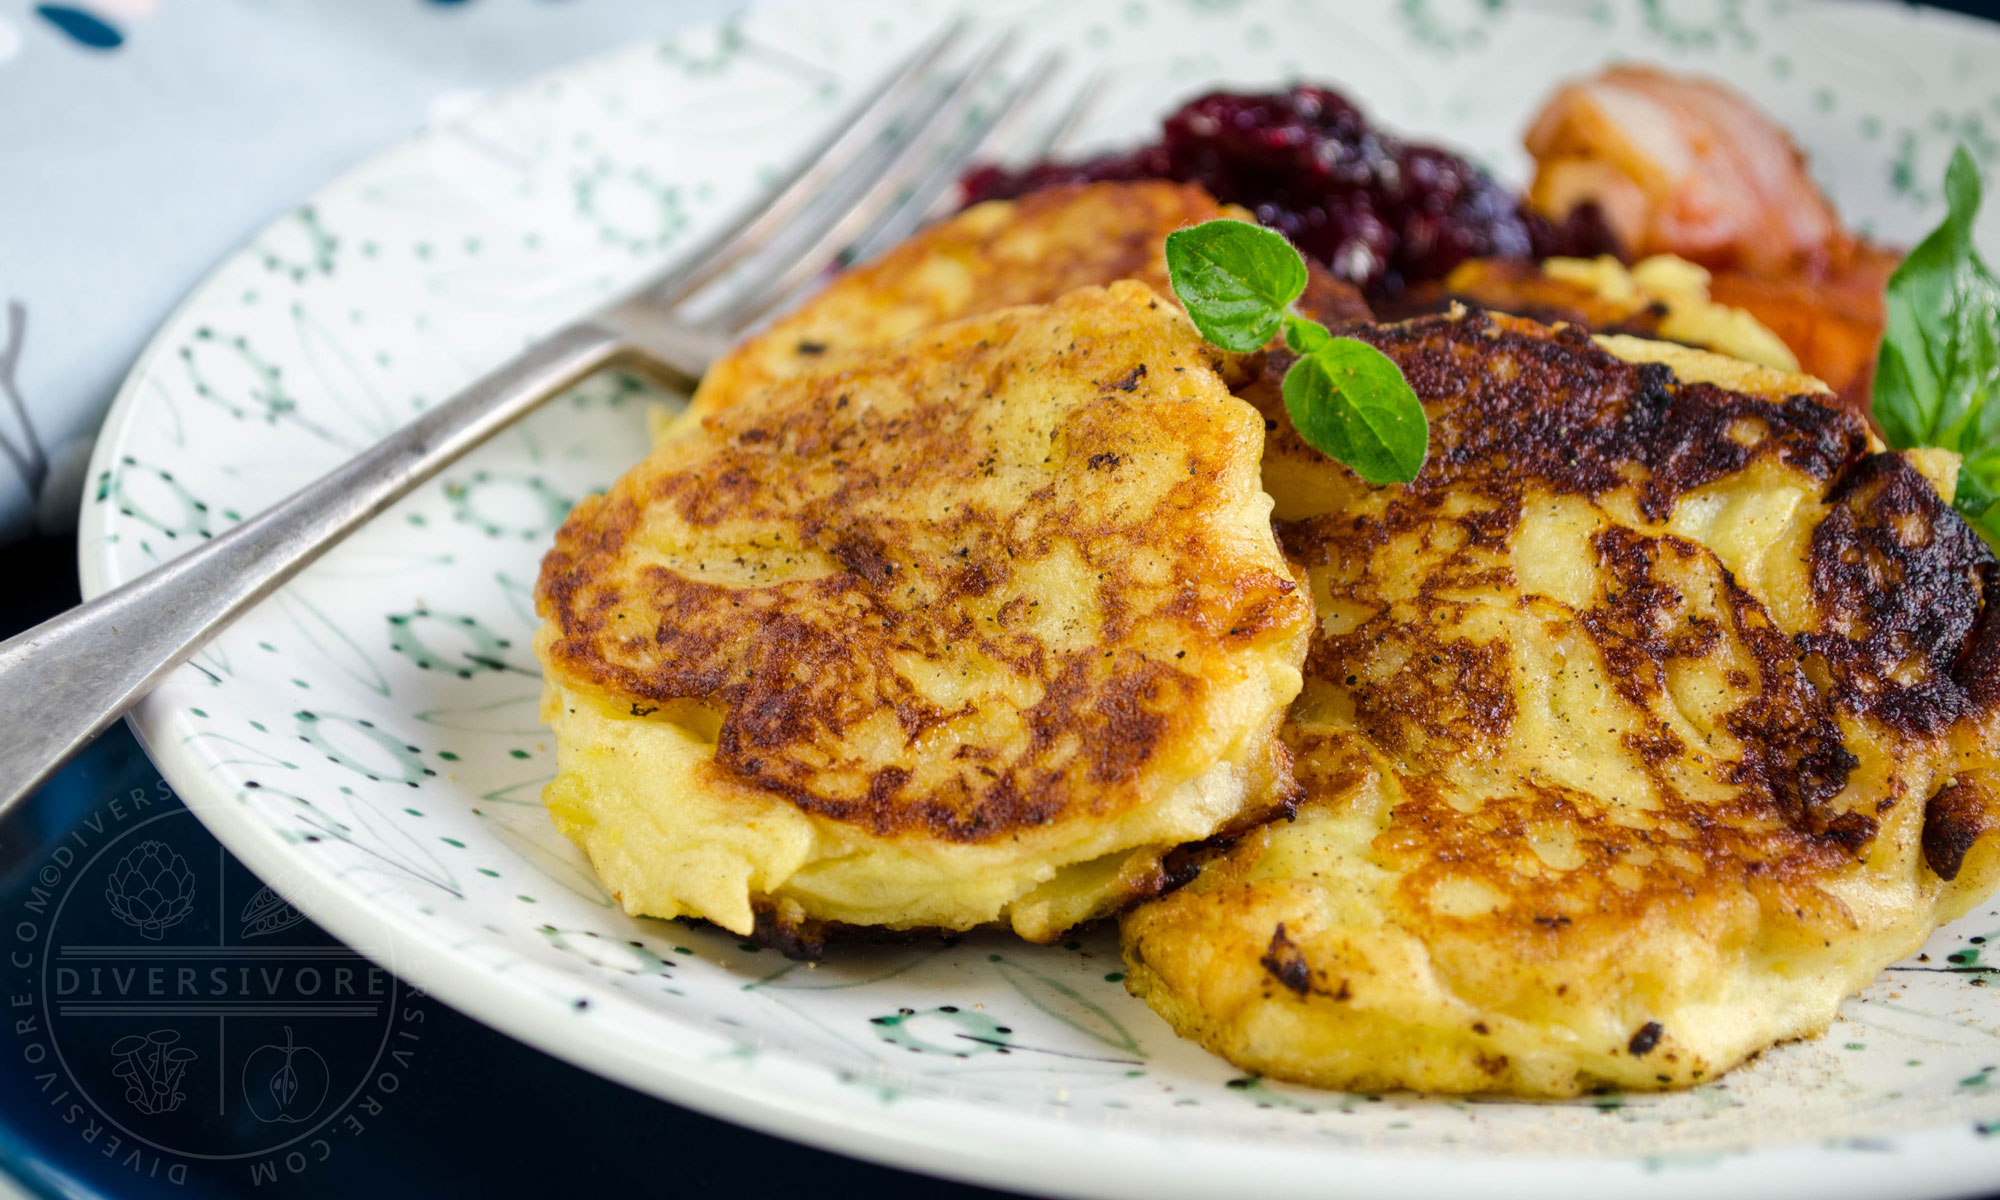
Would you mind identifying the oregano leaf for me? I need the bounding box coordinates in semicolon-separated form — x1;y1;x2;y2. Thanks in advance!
1281;337;1429;485
1164;220;1308;353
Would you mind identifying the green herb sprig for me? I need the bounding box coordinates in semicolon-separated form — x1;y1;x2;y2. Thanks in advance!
1874;145;2000;549
1165;220;1428;485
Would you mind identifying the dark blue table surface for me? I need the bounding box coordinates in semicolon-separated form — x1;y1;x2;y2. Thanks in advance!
0;535;1017;1200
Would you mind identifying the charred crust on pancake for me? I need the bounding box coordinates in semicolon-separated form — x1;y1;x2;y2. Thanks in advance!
537;287;1312;846
1254;922;1350;1001
1260;924;1313;996
1104;365;1148;393
1309;629;1517;762
1350;309;1863;520
743;906;935;963
1158;835;1243;895
704;649;1208;842
750;905;832;962
1474;1052;1512;1077
1154;766;1302;897
1574;526;1861;832
1327;309;1994;755
1262;310;2000;955
1627;1021;1664;1056
1961;565;2000;712
1801;452;1996;737
1922;774;2000;883
1122;335;2000;1092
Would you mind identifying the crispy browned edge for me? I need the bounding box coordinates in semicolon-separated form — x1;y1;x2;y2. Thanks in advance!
1230;307;1998;967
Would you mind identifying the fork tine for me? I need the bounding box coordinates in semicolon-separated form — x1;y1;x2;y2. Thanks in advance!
1042;69;1106;159
912;50;1068;225
869;51;1066;251
701;31;1020;333
643;16;969;309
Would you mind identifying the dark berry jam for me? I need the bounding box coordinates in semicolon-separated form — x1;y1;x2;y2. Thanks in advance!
961;85;1616;302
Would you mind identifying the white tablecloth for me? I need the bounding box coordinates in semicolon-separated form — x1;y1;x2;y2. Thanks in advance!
0;0;739;542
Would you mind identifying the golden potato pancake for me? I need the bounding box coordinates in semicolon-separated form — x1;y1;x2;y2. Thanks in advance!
536;282;1313;950
1404;254;1800;375
1122;309;2000;1096
687;180;1369;418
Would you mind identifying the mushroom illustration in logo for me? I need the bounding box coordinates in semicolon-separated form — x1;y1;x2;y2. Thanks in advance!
242;1027;330;1124
104;840;195;940
109;1030;196;1115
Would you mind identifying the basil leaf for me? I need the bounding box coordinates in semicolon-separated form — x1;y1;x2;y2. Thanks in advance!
1873;144;2000;547
1282;337;1429;485
1960;447;2000;547
1164;220;1309;353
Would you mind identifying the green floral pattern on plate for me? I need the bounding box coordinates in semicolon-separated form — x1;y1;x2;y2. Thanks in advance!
75;1;2000;1196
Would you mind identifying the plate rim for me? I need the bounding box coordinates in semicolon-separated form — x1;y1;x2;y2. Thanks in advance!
73;1;2000;1195
110;712;2000;1200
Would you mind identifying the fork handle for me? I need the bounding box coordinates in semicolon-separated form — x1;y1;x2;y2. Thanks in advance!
0;320;630;817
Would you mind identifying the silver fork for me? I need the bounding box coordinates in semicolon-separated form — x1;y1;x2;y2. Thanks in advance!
0;21;1074;814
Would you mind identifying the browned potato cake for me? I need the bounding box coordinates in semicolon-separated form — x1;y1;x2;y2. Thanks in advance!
688;179;1369;419
535;282;1313;949
689;181;1218;418
1122;309;2000;1096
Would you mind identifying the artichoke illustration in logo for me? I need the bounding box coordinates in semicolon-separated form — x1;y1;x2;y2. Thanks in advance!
238;884;306;939
110;1031;197;1115
104;840;196;940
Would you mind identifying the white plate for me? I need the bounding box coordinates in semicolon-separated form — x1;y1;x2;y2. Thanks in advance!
79;2;2000;1197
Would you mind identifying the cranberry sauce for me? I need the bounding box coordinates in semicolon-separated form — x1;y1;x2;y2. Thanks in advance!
961;86;1615;302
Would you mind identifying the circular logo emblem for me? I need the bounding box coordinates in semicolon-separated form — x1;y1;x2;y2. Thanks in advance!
11;799;420;1184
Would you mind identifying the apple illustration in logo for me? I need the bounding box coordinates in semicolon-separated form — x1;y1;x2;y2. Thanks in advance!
242;1027;329;1124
